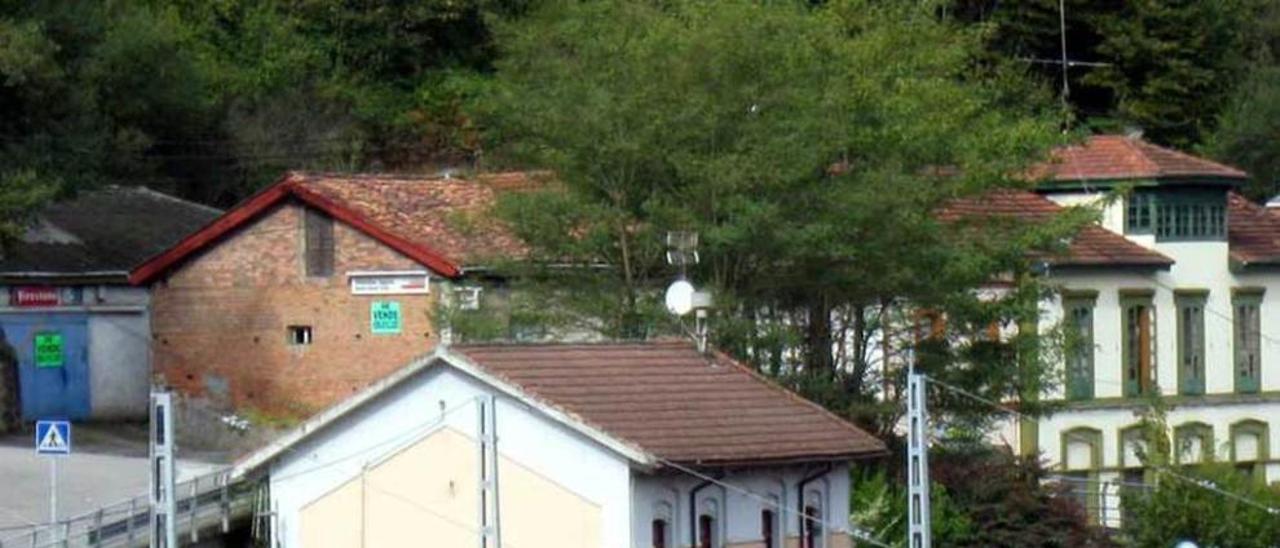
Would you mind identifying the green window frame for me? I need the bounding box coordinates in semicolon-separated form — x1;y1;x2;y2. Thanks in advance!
1064;291;1097;400
1118;423;1151;471
1060;427;1103;522
1126;192;1155;235
1125;190;1226;241
1173;422;1215;465
1121;290;1156;397
1233;289;1264;394
1176;290;1207;396
1229;420;1270;483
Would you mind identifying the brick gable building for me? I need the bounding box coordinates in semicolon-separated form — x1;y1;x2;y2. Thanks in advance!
131;172;530;416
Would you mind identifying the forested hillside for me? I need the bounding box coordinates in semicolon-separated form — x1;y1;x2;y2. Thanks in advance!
2;1;1278;210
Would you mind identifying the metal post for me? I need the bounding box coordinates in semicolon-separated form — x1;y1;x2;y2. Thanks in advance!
476;396;501;547
486;395;501;548
220;475;230;533
49;458;57;529
906;356;932;548
126;499;135;544
189;477;199;543
150;391;178;548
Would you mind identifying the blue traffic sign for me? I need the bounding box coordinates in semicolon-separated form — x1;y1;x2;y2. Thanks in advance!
35;420;71;456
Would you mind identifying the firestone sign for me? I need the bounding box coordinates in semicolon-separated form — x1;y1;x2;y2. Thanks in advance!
348;271;430;296
8;286;83;307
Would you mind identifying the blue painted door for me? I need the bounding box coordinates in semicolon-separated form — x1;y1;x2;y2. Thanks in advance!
0;314;90;420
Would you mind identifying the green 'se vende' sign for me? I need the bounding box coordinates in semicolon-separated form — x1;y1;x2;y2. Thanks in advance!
370;301;402;335
34;332;64;368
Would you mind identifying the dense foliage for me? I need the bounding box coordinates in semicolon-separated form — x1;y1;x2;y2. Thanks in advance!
1116;399;1280;546
853;446;1112;547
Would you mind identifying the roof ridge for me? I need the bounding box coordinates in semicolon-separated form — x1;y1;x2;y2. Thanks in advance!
129;186;224;216
1117;135;1163;176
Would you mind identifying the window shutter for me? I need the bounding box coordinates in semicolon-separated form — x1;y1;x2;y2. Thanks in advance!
305;208;335;277
1233;292;1263;394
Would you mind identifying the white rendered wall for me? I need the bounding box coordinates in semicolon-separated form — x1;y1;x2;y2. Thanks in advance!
631;463;852;547
1043;191;1128;237
1016;211;1280;482
269;365;634;548
1027;401;1280;482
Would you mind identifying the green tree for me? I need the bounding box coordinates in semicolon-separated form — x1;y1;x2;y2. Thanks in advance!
1121;399;1280;546
952;0;1264;147
852;446;1112;547
1204;67;1280;200
479;0;1079;431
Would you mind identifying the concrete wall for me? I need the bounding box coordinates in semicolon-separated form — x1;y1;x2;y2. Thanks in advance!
87;311;150;418
631;464;854;548
0;285;152;420
150;202;441;416
269;365;633;548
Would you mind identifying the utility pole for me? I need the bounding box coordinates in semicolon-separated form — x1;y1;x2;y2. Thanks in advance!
906;349;931;548
150;391;178;548
476;395;501;547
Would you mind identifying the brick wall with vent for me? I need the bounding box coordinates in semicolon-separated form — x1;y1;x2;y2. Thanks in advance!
150;201;439;417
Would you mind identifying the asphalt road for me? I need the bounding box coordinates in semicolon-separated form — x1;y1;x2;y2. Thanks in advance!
0;424;223;530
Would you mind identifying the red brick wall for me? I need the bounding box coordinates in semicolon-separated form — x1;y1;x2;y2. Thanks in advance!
151;201;440;417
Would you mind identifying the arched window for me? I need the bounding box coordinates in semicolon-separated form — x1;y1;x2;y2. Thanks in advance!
651;501;673;548
651;519;668;548
1231;420;1270;482
803;504;823;548
761;509;776;548
698;514;715;548
1060;427;1102;521
1173;422;1215;465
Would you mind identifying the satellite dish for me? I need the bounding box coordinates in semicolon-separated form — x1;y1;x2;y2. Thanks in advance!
665;279;695;316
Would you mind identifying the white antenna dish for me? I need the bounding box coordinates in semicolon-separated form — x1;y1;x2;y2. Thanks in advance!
665;279;695;316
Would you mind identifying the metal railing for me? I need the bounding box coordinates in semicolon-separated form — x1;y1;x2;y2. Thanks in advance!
0;468;257;548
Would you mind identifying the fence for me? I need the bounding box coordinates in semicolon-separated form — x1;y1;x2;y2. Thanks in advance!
0;469;258;548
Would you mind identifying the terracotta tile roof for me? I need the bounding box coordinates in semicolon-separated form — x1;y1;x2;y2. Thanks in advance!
295;172;531;266
131;170;539;284
937;189;1173;267
455;341;887;466
1029;135;1247;182
1228;192;1280;265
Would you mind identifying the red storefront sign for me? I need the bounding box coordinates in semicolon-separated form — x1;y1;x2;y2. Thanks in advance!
10;286;60;307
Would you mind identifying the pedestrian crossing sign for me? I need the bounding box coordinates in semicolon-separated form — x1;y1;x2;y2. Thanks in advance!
35;420;71;456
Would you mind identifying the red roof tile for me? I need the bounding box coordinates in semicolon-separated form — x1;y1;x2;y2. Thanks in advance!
938;189;1173;267
131;171;536;283
1029;135;1247;182
296;172;530;267
1228;192;1280;265
455;341;887;466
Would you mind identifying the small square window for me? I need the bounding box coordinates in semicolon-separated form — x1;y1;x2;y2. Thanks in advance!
456;286;482;311
287;325;313;346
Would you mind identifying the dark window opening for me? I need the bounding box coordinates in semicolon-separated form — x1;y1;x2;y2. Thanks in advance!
651;519;667;548
761;509;776;548
304;207;335;277
698;514;715;548
803;505;822;548
287;325;313;346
